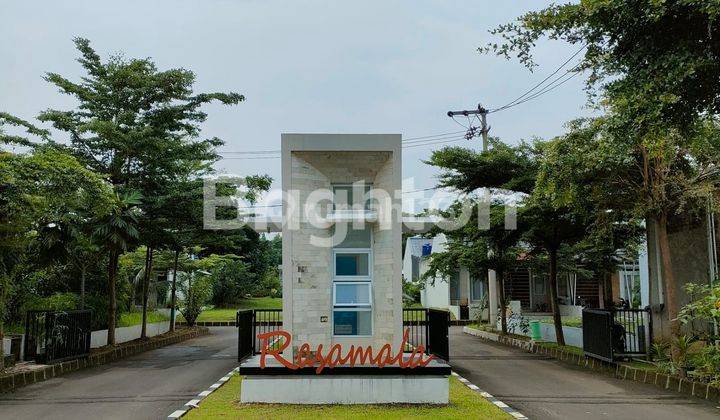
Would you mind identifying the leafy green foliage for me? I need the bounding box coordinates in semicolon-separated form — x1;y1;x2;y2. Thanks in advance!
678;282;720;340
483;0;720;128
210;260;257;307
22;293;79;312
179;274;212;326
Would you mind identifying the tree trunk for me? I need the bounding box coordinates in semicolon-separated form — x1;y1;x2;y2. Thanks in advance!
0;320;5;370
601;271;613;309
80;266;86;310
656;214;681;364
107;250;119;346
498;269;507;334
548;247;566;346
140;247;153;340
169;249;180;332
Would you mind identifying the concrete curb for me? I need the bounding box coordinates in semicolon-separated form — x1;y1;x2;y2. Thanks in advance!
0;327;209;393
463;326;720;404
178;321;237;327
451;371;528;419
167;366;238;419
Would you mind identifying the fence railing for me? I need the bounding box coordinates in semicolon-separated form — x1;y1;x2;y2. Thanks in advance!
582;307;651;362
402;308;450;361
24;310;92;364
252;309;283;354
402;307;428;353
238;308;450;362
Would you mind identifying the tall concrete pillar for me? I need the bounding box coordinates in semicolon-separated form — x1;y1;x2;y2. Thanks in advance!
488;269;498;327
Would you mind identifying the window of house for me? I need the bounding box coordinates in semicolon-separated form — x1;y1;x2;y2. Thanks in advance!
334;251;371;278
557;273;569;298
332;221;373;336
471;275;485;301
620;269;642;308
449;271;460;303
333;309;372;336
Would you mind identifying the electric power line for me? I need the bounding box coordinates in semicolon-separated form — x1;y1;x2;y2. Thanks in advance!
217;130;468;156
489;44;586;113
219;134;470;159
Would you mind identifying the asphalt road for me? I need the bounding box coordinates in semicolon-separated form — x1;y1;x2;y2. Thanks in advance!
450;326;720;420
3;325;718;420
0;327;238;420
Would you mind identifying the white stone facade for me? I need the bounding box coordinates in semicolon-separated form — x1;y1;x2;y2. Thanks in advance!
281;134;402;358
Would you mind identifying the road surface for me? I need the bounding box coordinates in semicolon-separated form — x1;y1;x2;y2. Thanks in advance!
450;326;719;420
0;327;237;420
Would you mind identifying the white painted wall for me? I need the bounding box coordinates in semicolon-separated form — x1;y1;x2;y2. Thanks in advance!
638;242;650;307
241;375;449;404
90;321;170;348
419;234;450;309
3;321;171;361
493;319;584;347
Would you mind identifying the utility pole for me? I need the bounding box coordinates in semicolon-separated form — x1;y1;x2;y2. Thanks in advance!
447;103;490;151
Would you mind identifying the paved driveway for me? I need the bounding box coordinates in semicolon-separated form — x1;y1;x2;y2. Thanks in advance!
0;327;238;420
450;327;719;420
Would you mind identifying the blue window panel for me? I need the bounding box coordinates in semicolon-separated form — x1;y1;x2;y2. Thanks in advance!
335;253;369;276
333;310;371;336
336;283;370;305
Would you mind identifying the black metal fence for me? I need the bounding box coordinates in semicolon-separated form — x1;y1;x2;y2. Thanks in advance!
403;307;428;353
236;309;253;361
402;307;450;361
24;310;92;364
238;307;451;362
582;307;651;362
252;309;283;354
237;308;284;360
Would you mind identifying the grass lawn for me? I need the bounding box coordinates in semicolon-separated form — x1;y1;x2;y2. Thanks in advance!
192;299;450;323
538;316;582;328
185;374;511;420
621;360;658;372
117;310;169;327
192;297;283;322
536;342;584;355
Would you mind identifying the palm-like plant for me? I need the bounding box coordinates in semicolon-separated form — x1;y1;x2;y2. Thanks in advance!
94;191;141;345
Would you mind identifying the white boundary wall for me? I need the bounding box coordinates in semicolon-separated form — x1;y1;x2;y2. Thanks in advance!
3;320;171;360
90;321;171;348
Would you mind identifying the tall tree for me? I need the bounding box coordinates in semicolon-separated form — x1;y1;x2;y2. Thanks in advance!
485;0;720;354
38;38;254;339
540;115;720;347
427;139;598;345
1;114;113;361
423;203;523;334
93;192;140;345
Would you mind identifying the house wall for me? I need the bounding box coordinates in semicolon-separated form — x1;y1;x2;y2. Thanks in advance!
647;217;711;339
282;134;402;357
419;259;449;309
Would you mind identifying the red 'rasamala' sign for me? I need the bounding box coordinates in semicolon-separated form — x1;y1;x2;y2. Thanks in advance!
257;328;436;374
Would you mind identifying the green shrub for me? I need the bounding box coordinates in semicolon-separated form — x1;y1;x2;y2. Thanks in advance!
23;293;79;312
180;275;212;326
84;294;110;331
210;261;258;306
257;268;281;298
402;279;422;304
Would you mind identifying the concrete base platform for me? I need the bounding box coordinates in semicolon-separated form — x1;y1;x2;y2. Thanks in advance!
238;354;451;404
241;375;449;404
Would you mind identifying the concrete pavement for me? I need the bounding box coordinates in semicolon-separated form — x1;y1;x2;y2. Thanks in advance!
450;326;720;420
0;327;238;420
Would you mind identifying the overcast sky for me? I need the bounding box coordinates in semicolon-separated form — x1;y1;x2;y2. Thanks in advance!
1;1;591;213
